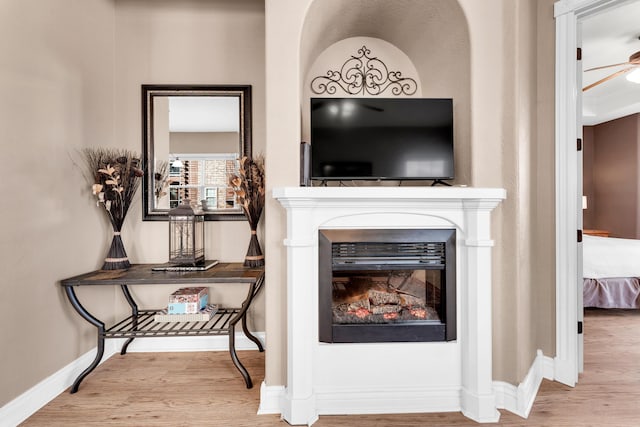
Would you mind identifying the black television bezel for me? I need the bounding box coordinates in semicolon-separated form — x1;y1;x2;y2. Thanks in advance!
309;97;454;182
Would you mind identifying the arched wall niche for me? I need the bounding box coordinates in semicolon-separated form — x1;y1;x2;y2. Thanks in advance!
299;0;471;184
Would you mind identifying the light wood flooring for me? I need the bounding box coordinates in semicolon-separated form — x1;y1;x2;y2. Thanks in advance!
21;309;639;426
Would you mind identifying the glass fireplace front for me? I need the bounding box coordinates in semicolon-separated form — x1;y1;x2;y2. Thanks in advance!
319;229;456;343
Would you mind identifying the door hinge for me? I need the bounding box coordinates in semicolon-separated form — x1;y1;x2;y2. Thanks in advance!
577;47;582;61
577;138;582;151
578;229;583;242
578;321;583;334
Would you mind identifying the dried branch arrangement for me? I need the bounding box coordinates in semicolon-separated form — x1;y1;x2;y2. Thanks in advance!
229;156;265;267
83;147;143;269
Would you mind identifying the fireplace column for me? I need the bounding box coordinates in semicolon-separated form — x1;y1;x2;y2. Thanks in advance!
278;198;319;425
460;199;501;422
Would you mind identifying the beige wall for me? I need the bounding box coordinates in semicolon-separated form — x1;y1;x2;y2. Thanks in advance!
533;0;557;369
265;0;557;387
0;0;266;407
113;0;266;326
0;0;117;406
493;0;556;381
492;0;556;383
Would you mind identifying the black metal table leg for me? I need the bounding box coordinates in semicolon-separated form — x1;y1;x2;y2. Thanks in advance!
241;275;265;352
241;313;264;352
64;286;106;393
119;284;138;355
228;322;253;388
227;273;266;388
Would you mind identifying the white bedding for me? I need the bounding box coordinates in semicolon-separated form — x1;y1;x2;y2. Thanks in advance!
583;235;640;279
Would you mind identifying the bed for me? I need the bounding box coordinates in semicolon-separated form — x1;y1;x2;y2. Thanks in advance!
583;234;640;309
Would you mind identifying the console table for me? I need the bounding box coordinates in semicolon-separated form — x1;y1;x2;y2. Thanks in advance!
60;262;264;393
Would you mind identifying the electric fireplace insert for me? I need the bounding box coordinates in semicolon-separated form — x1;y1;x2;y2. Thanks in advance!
318;229;456;343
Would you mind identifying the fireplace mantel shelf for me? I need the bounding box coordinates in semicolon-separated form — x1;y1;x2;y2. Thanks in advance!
271;186;506;426
273;186;506;206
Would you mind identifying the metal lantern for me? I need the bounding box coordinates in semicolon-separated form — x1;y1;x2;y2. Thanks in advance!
168;201;205;266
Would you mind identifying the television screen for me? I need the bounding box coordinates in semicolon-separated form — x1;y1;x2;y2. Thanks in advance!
310;98;454;181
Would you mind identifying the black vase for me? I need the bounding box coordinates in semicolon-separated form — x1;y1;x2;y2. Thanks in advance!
244;230;264;268
102;231;131;270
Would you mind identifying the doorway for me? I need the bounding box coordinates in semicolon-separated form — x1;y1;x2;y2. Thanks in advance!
554;0;639;387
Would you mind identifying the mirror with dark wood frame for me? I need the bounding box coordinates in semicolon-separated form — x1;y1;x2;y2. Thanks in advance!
142;84;252;221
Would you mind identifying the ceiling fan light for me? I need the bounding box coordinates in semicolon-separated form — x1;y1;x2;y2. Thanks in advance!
625;68;640;84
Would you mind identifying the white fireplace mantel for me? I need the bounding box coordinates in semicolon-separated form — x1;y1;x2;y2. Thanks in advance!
272;186;506;425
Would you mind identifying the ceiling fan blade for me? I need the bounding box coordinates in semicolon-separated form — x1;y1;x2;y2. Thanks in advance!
584;61;633;72
582;67;635;92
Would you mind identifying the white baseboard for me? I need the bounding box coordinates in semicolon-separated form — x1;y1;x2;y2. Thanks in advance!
259;349;556;423
119;332;265;353
493;349;555;418
0;340;120;427
542;352;555;380
0;332;265;427
257;381;286;415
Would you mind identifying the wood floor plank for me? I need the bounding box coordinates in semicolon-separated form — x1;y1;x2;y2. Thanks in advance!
21;309;640;426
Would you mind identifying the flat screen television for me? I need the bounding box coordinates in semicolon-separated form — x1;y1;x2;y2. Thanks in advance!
310;97;454;181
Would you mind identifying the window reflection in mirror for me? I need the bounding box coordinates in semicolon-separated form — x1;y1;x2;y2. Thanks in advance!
162;154;238;211
142;85;251;221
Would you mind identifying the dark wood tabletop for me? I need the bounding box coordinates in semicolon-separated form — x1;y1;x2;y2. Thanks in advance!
60;262;264;286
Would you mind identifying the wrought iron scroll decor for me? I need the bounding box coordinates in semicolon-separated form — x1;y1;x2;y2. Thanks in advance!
311;46;418;96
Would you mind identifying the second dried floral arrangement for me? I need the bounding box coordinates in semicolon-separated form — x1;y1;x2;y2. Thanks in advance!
83;147;143;270
229;156;265;267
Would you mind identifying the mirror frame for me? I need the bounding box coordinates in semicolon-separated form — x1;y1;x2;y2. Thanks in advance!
141;84;252;221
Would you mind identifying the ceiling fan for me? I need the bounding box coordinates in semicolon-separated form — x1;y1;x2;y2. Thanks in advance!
583;50;640;91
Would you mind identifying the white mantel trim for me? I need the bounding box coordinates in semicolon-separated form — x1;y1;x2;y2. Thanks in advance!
273;186;506;425
274;186;506;205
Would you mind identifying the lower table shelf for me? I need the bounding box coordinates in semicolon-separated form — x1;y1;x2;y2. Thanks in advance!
106;308;241;338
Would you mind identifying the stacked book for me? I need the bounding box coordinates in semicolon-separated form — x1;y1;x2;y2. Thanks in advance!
154;286;218;322
168;286;209;314
154;303;218;322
